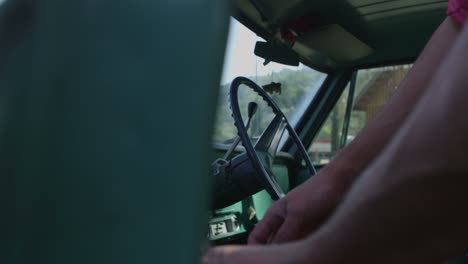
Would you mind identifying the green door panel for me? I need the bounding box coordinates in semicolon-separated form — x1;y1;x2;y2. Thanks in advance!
0;1;229;263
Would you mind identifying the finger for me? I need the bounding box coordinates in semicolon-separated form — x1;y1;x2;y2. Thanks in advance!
201;244;302;264
202;246;243;264
270;215;306;244
272;213;326;244
248;212;284;244
202;245;271;264
248;201;287;244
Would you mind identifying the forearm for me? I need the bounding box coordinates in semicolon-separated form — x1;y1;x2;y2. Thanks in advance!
321;18;460;188
304;24;468;263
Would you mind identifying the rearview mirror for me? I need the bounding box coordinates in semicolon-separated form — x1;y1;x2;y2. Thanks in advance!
254;41;300;66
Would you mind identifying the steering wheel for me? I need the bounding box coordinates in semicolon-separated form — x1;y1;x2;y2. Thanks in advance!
230;76;317;200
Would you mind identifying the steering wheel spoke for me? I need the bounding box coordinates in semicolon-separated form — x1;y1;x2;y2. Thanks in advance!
254;114;286;168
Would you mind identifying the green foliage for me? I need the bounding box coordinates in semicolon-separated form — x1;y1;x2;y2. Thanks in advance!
213;67;325;143
213;65;409;147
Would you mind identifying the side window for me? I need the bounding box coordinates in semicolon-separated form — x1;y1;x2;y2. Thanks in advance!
309;64;412;166
308;83;351;165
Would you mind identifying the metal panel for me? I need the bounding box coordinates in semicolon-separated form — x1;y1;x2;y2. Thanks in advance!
0;1;229;263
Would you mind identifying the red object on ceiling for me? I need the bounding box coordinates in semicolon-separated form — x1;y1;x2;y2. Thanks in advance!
285;13;321;35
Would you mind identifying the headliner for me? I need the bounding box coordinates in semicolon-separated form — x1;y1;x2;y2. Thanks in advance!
233;0;447;72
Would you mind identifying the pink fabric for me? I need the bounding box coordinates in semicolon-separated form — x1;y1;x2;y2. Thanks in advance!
448;0;468;25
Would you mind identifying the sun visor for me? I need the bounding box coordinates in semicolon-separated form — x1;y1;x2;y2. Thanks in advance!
300;24;374;63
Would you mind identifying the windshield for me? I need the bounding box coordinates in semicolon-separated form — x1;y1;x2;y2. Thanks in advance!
213;18;327;144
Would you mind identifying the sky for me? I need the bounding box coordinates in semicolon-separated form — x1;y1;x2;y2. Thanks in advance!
220;18;300;85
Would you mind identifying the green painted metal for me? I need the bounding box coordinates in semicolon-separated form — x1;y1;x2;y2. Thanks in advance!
0;1;229;263
212;148;290;243
212;163;289;244
340;71;357;148
292;71;353;156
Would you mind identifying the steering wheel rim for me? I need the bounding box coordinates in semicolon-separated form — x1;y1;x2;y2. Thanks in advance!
229;76;317;200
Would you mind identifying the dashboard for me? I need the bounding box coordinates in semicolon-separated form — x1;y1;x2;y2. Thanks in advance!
208;145;294;245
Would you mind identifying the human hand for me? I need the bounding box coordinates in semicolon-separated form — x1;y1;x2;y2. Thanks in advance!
202;242;308;264
248;168;346;244
202;167;357;263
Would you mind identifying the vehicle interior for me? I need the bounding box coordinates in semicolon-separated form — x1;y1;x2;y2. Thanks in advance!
209;0;446;244
2;0;463;263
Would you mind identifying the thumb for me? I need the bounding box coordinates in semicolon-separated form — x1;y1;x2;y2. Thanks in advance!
201;244;301;264
202;246;245;264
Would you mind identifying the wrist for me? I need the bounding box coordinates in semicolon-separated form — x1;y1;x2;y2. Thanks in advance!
314;162;355;200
